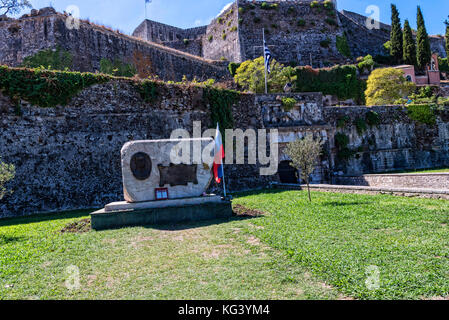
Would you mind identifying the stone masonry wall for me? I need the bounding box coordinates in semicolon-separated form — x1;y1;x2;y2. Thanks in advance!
237;0;346;66
202;2;241;62
324;106;449;176
0;8;229;81
333;173;449;190
0;80;275;218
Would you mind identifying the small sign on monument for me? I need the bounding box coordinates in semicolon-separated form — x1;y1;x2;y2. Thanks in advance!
155;188;169;201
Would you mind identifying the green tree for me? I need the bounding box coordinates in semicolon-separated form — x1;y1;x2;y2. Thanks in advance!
365;68;416;106
0;158;15;200
403;19;417;66
390;4;403;64
99;58;137;77
416;6;431;71
22;47;73;71
445;16;449;58
284;135;324;202
233;56;295;93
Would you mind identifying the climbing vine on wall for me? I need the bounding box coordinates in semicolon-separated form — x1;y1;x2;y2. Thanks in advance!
134;79;159;103
0;65;110;108
203;87;238;130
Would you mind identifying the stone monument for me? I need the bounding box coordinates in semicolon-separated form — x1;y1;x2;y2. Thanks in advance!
90;138;232;230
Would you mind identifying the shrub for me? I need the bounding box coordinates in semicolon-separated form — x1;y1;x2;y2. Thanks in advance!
366;111;380;126
230;26;237;32
407;104;436;125
336;34;351;58
439;57;449;73
208;35;213;42
21;47;73;71
228;62;241;77
295;65;366;103
234;57;292;93
183;39;190;45
281;97;297;111
297;19;306;27
0;65;110;108
310;1;320;9
325;18;337;26
253;17;261;23
0;158;15;200
354;118;367;134
365;68;416;106
357;55;374;73
320;38;331;48
99;58;137;77
222;34;227;40
337;116;350;128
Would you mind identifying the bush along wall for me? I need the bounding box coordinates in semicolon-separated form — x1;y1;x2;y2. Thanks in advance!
295;65;366;104
203;87;238;131
0;65;111;108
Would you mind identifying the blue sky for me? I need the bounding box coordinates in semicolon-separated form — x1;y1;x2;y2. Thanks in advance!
25;1;449;35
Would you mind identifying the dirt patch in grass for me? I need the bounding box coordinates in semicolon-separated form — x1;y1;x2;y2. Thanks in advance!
61;218;91;233
233;204;266;217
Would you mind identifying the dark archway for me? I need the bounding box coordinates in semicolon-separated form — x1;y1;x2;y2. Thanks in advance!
278;161;298;184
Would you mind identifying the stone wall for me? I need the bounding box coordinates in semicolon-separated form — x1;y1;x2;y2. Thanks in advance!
0;79;275;218
0;8;229;81
323;106;449;176
237;0;346;66
333;173;449;190
202;2;241;62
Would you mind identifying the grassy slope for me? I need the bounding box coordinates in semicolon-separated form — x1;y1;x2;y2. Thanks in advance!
0;210;338;300
233;190;449;300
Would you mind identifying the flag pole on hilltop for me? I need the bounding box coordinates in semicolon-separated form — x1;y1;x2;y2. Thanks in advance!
213;123;227;198
145;0;152;20
263;28;272;95
263;28;268;94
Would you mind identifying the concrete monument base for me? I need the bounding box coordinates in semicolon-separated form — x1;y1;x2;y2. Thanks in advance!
91;196;233;231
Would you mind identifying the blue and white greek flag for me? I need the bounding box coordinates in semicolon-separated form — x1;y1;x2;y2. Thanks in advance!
264;41;272;74
145;0;152;4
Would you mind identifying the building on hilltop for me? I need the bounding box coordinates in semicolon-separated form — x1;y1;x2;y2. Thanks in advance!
133;0;447;68
0;1;446;82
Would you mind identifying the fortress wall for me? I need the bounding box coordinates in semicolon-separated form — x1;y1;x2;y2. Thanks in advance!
202;2;241;62
323;106;449;176
0;79;272;218
338;11;390;58
237;0;346;67
0;10;229;81
2;70;448;217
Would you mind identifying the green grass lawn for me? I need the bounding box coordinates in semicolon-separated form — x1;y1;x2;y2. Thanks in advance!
0;190;448;300
233;190;449;300
0;209;339;300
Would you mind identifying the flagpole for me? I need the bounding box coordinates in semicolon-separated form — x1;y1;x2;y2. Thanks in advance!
145;2;147;19
263;28;268;94
221;165;227;198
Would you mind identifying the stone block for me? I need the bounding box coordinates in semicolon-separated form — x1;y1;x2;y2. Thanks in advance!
121;138;214;203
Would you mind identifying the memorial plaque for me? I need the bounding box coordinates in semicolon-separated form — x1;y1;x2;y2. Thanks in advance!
130;152;152;180
158;164;198;187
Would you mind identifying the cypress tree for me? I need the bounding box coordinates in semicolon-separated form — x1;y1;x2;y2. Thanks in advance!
390;4;403;64
445;17;449;58
416;6;431;71
403;19;416;66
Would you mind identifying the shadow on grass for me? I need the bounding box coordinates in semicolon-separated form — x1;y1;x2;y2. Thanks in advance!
147;214;262;232
322;201;372;207
0;209;96;228
0;234;27;245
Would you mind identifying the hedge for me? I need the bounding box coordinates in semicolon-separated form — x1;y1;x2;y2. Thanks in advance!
295;65;366;103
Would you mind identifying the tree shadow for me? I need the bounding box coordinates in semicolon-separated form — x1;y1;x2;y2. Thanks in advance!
0;234;27;245
146;214;262;232
0;209;95;228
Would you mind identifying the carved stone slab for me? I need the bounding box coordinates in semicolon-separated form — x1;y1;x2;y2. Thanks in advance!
121;138;214;203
